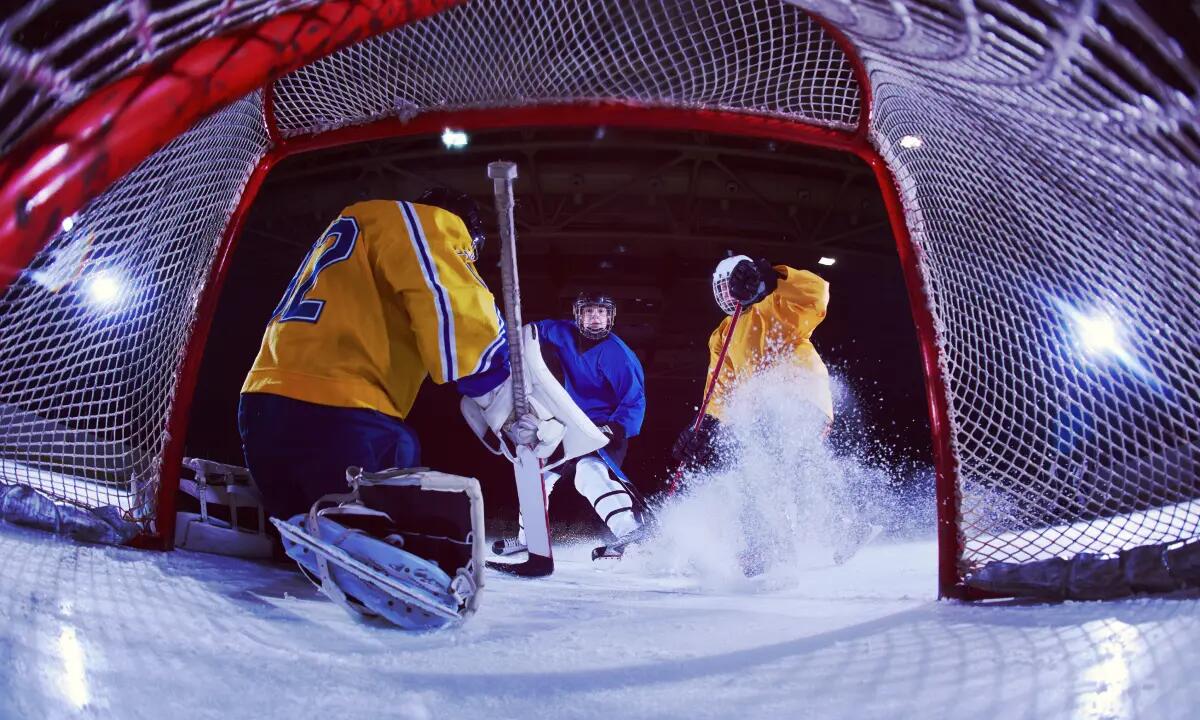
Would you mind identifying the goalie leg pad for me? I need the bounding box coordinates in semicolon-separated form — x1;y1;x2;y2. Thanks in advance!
273;468;485;630
278;513;462;630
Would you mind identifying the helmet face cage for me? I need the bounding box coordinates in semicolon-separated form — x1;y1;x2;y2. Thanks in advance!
713;275;737;315
573;295;616;339
712;254;751;315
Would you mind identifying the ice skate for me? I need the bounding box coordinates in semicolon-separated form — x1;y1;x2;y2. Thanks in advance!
491;536;528;557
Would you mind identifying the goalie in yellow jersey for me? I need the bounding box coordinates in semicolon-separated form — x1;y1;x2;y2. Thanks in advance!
238;188;516;525
671;255;833;468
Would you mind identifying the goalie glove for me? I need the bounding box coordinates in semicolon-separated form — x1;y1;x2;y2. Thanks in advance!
460;324;608;468
463;385;566;460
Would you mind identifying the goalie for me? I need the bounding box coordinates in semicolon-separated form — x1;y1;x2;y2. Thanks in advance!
239;188;550;627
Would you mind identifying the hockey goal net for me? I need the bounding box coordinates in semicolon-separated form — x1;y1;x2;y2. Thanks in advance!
0;0;1196;599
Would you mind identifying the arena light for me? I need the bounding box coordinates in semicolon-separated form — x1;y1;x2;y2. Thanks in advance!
899;134;923;149
441;128;469;149
83;269;124;310
1075;311;1121;356
1057;301;1136;365
818;256;836;266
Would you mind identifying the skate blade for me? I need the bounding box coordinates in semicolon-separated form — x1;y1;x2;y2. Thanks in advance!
273;518;460;621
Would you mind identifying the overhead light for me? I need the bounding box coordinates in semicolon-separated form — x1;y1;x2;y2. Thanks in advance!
61;215;76;232
441;128;469;149
1056;300;1139;371
1074;311;1121;357
84;269;124;310
818;256;836;266
899;134;923;149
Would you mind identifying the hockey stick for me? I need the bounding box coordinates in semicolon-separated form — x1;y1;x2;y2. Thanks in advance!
486;160;553;577
667;302;743;494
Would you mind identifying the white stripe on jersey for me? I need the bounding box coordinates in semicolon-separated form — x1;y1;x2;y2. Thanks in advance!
471;307;506;376
398;201;457;381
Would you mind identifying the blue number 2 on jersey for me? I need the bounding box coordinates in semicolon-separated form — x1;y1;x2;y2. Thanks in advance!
271;217;360;324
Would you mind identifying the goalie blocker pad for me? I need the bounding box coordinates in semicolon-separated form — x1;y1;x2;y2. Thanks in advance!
461;323;608;469
275;467;486;631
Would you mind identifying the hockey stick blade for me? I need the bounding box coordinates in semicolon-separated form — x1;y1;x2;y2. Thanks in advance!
486;553;553;578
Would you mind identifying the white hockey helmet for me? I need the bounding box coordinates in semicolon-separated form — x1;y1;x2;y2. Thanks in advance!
712;254;751;315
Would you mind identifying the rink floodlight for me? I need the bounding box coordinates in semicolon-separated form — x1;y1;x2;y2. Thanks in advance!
84;269;123;309
441;128;469;149
1053;298;1158;383
899;134;923;149
818;256;836;266
1076;311;1121;356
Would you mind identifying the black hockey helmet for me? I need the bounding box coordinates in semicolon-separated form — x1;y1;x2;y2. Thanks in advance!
573;291;616;339
416;186;486;258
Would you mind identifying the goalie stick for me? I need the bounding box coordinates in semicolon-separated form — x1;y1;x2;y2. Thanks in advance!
485;160;554;578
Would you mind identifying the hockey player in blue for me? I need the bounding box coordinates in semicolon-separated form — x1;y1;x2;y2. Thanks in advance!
491;291;647;558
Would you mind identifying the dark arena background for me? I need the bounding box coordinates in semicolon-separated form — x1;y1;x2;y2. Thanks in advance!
184;125;931;530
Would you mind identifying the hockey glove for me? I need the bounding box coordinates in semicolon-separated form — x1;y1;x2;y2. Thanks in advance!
599;424;626;443
727;257;779;307
671;414;720;466
505;413;542;447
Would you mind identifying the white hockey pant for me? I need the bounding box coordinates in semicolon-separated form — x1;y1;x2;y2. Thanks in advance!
518;456;639;543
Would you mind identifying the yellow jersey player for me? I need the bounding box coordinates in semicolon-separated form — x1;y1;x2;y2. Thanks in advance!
238;188;511;524
672;255;832;467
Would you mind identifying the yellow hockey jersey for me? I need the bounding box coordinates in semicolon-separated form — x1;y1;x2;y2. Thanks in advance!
242;200;505;419
704;265;832;421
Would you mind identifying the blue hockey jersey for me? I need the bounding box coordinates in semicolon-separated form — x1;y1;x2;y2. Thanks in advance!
532;319;645;437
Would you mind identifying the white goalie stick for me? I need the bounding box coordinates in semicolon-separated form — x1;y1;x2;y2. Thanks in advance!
487;160;554;577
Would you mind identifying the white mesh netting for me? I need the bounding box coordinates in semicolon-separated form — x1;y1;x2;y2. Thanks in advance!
0;93;268;518
804;1;1200;575
0;0;1196;591
0;0;319;154
270;0;860;136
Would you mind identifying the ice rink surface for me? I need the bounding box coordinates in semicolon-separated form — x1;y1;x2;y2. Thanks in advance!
2;519;1197;720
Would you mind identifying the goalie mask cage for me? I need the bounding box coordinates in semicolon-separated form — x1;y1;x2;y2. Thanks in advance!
0;0;1196;600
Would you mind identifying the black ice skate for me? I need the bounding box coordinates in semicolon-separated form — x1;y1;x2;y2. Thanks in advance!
591;525;650;561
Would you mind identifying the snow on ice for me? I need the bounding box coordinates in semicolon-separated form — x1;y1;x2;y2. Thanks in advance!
1;370;1198;719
